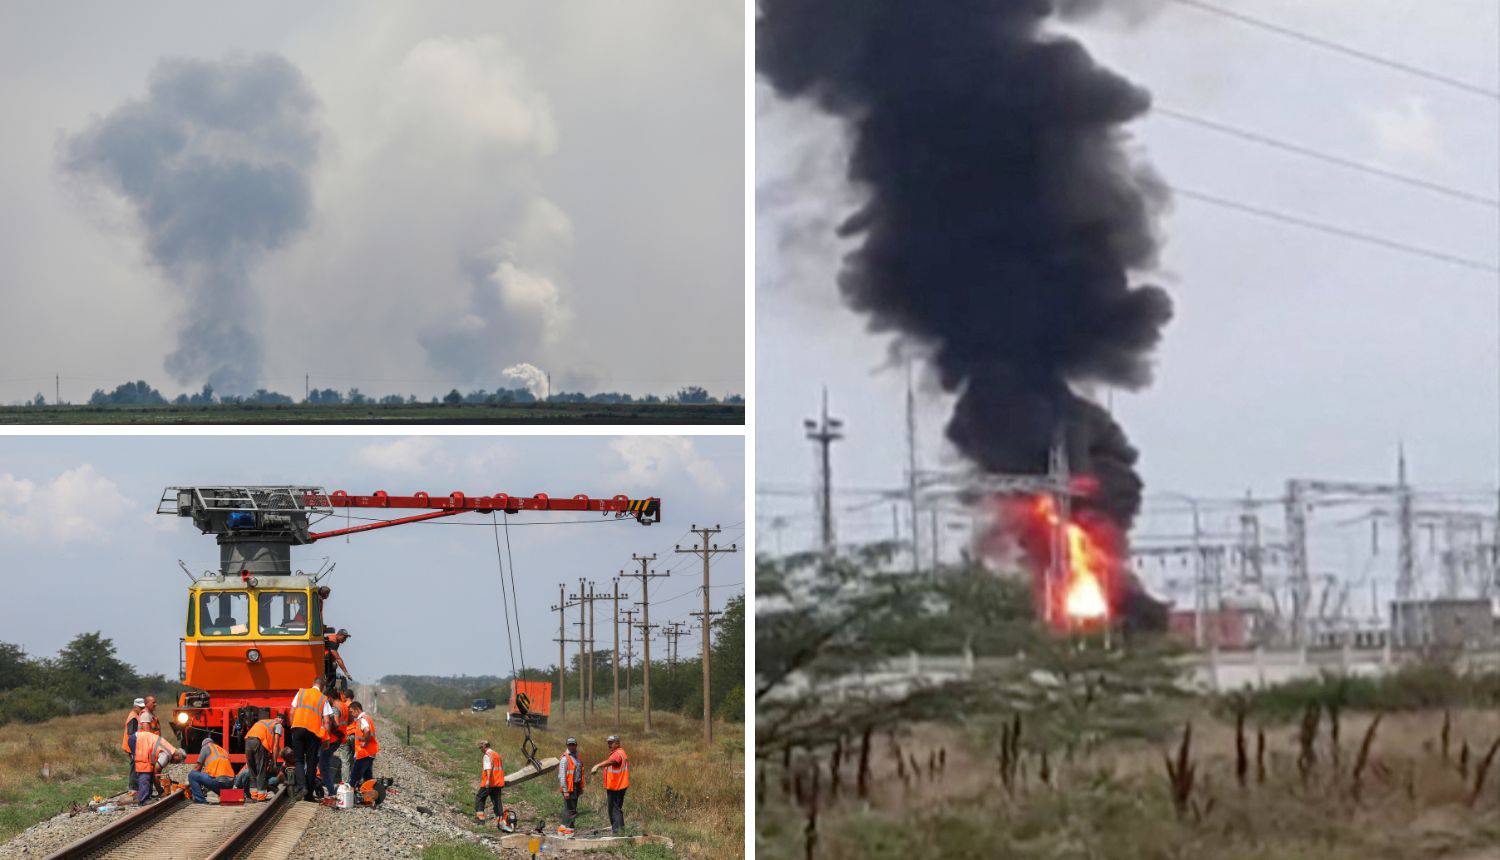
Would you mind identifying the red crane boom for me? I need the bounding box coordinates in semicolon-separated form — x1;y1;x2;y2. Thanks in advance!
304;490;660;541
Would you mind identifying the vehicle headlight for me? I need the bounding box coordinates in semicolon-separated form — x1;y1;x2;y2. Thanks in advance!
176;711;191;725
246;649;261;663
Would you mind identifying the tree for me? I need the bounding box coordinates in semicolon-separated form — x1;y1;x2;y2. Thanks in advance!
55;632;134;700
30;393;46;407
0;642;31;691
443;389;463;405
671;386;713;404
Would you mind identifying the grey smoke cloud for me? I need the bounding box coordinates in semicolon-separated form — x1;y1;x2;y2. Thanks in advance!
60;54;320;394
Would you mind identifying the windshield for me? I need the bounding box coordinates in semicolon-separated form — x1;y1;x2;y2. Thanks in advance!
197;592;250;637
258;591;310;636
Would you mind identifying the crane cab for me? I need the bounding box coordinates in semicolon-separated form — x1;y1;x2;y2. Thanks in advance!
172;574;332;762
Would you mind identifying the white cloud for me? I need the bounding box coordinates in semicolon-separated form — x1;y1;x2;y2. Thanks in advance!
388;35;557;156
0;465;135;544
608;437;726;495
1363;96;1444;164
352;437;447;474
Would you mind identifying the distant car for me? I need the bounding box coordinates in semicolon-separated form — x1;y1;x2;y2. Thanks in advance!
471;698;494;712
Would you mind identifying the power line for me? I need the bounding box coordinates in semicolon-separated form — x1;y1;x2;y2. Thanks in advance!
1171;186;1500;273
1155;105;1499;208
1167;0;1500;100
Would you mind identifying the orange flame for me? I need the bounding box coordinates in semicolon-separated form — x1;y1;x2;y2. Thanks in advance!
1032;496;1111;625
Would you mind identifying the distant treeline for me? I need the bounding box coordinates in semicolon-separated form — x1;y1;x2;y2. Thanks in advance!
385;595;745;723
0;633;178;726
19;381;742;408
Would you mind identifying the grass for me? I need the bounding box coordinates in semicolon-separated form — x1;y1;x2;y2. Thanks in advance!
391;700;744;859
757;705;1500;860
0;401;743;425
0;711;130;842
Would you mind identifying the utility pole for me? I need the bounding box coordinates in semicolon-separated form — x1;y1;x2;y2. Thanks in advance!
676;524;737;743
621;608;636;709
550;584;577;716
54;374;60;407
611;580;628;727
906;356;921;574
621;554;667;732
568;578;589;723
304;373;310;403
804;388;844;557
663;622;684;667
587;581;596;718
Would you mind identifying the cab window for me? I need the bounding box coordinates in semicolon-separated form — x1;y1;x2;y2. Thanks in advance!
258;591;310;636
197;592;250;636
185;597;196;637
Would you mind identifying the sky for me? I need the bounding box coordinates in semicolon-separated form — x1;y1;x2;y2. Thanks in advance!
757;1;1500;609
0;1;743;402
0;435;745;680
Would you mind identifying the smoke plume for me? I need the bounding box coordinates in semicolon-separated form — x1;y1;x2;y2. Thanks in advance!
758;0;1172;528
503;362;548;400
61;54;321;394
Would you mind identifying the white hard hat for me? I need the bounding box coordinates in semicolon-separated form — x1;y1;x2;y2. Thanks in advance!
133;698;146;708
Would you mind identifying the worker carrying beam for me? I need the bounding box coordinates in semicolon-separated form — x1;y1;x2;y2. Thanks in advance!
131;727;184;805
188;737;236;803
121;696;162;793
590;735;630;836
557;737;584;838
288;676;335;802
474;740;505;824
348;700;378;788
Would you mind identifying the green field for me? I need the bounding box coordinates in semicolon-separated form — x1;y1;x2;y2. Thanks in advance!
0;402;743;425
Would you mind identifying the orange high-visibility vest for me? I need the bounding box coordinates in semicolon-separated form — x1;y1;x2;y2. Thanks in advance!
352;714;379;759
246;719;283;757
132;731;176;773
290;687;328;738
329;699;351;741
559;752;584;794
121;710;140;753
602;748;629;790
481;748;504;787
201;742;234;779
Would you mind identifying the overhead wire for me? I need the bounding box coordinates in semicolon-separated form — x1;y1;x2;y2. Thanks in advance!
1154;105;1499;208
1166;0;1500;100
1170;186;1500;273
490;512;519;681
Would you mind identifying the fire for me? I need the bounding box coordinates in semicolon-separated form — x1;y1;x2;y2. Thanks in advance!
1030;495;1112;626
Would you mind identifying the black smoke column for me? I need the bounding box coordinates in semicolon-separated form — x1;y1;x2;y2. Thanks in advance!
759;0;1173;529
62;54;321;395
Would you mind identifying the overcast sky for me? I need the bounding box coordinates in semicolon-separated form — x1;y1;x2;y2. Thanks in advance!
0;1;743;402
0;435;744;680
757;1;1500;608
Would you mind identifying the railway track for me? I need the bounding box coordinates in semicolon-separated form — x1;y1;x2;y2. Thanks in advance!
41;788;319;860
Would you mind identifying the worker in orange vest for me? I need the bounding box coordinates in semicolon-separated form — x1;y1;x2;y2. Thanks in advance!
188;737;236;803
322;627;351;688
319;687;353;794
131;727;184;805
289;677;335;802
121;697;145;790
557;737;584;838
244;712;285;797
474;740;505;823
591;735;630;835
348;700;378;788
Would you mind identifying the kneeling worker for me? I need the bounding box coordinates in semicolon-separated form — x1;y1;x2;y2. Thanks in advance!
557;737;584;838
188;737;236;803
591;735;630;835
131;727;185;805
244;712;285;798
348;700;378;787
474;740;504;823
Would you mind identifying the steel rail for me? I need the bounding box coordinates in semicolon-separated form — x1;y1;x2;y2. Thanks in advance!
41;786;290;860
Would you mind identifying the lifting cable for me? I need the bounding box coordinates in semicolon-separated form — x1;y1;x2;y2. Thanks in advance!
491;512;541;772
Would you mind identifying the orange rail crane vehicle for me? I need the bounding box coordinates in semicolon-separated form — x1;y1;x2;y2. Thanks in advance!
159;486;660;768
